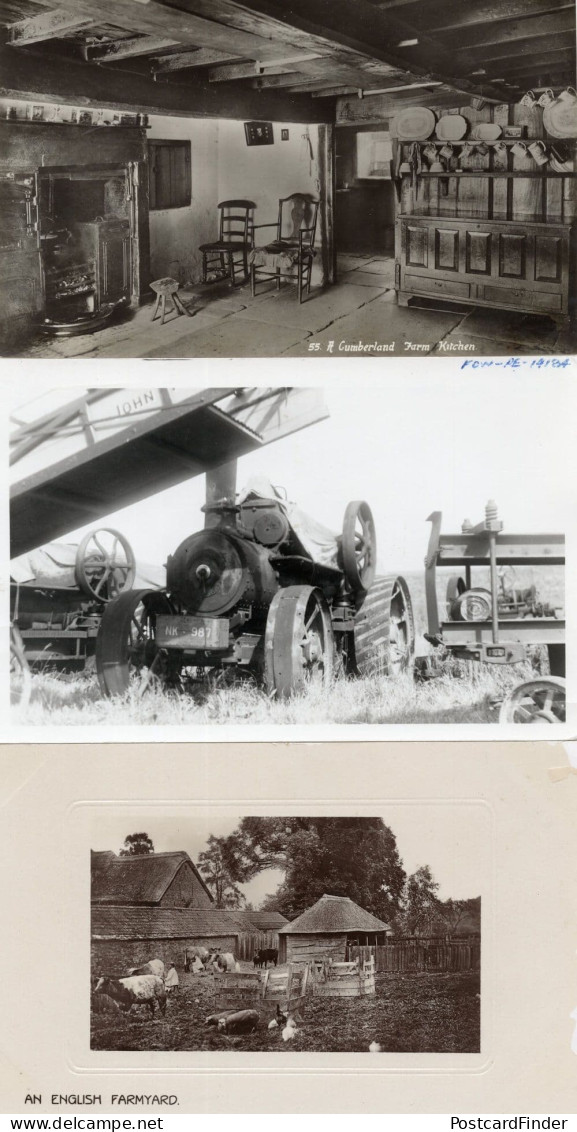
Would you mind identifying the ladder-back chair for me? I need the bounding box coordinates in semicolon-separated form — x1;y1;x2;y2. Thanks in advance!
199;199;256;286
249;193;320;303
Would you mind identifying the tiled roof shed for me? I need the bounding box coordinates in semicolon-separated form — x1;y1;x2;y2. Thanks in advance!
90;905;249;976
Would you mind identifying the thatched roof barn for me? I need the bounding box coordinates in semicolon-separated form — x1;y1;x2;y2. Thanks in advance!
91;849;214;908
90;850;288;972
278;894;391;964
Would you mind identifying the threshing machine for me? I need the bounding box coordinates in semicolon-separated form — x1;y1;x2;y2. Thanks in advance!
424;500;565;723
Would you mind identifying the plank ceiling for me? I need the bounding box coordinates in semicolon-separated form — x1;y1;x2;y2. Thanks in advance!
0;0;575;108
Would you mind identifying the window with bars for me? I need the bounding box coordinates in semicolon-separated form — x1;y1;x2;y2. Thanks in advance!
148;140;192;210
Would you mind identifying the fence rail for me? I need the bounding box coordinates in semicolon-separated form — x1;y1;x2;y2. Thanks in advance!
348;936;480;974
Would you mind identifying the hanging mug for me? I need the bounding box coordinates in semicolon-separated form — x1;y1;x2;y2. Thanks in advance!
528;140;548;165
537;89;555;107
493;141;507;156
474;141;489;156
423;143;437;162
470;96;486;111
557;86;577;104
439;142;454;159
520;90;538;108
461;143;474;158
511;140;528;157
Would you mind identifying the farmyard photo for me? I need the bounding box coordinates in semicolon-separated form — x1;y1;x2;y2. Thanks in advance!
8;377;570;736
89;811;484;1054
0;0;575;360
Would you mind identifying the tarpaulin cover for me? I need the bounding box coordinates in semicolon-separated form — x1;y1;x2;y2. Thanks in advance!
238;476;339;568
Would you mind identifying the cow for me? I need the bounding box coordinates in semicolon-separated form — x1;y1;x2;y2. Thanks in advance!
127;959;165;979
93;975;166;1018
184;947;209;973
253;948;278;968
209;951;237;973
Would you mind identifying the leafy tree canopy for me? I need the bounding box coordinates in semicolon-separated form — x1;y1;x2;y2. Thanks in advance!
197;834;247;909
210;817;407;923
119;832;154;857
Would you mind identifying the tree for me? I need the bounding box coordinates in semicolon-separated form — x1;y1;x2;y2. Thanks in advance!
215;816;406;923
197;835;247;909
396;865;441;935
119;832;154;856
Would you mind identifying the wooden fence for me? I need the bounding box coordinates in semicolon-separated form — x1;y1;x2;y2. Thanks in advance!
236;930;280;962
348;936;480;974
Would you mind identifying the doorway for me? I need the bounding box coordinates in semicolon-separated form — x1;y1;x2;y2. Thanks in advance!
335;126;395;256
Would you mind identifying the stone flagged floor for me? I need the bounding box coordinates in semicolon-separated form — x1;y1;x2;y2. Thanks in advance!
13;253;577;360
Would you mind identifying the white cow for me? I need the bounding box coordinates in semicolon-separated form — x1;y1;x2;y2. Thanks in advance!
94;975;166;1018
210;951;237;973
127;959;165;979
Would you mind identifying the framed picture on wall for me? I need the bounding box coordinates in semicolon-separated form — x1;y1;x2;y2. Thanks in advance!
244;121;274;146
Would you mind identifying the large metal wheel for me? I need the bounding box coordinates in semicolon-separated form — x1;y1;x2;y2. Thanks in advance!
264;585;335;699
341;501;377;594
498;676;566;725
96;589;175;697
75;527;136;602
352;575;415;677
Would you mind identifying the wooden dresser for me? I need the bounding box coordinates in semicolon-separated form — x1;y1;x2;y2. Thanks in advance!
394;136;576;327
396;214;573;321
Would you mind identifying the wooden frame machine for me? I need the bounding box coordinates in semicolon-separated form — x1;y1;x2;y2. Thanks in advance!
424;500;565;724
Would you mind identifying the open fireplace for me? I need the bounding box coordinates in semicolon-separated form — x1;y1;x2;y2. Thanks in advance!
37;164;134;334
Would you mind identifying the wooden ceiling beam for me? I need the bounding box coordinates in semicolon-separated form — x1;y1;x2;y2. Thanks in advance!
152;47;246;72
446;10;574;50
211;0;519;100
208;60;300;80
8;8;97;45
85;36;182;62
466;35;574;65
481;47;575;75
431;0;575;33
37;0;307;63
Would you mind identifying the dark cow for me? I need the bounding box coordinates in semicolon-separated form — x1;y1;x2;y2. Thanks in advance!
93;975;166;1018
253;948;278;968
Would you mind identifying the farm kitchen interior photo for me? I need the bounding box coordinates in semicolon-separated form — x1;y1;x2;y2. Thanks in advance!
9;382;568;729
90;813;484;1053
0;0;576;358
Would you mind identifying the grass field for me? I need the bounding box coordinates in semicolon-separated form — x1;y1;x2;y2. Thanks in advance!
91;967;480;1053
12;568;563;726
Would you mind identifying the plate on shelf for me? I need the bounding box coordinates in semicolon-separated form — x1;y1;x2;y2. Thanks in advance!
435;114;468;140
394;106;436;140
472;122;502;141
543;100;577;138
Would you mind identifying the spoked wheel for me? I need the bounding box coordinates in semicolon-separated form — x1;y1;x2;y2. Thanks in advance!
445;574;466;619
96;589;177;697
75;527;136;602
498;676;566;724
341;501;377;594
352;575;415;677
264;584;335;699
10;625;31;709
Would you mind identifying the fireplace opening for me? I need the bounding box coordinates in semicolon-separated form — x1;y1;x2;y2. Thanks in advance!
39;166;133;334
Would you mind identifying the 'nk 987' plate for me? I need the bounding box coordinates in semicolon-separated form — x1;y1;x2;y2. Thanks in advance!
156;615;229;651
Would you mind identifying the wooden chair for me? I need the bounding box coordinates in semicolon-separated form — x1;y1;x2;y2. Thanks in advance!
199;199;256;286
250;193;320;303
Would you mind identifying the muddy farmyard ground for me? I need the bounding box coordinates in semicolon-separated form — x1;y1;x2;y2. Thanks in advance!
91;968;480;1053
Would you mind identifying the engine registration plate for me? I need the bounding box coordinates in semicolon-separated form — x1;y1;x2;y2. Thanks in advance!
156;615;229;651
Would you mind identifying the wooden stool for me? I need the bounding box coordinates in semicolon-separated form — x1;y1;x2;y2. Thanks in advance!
150;277;191;325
